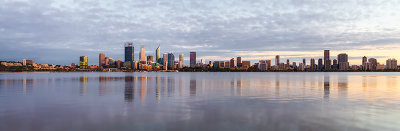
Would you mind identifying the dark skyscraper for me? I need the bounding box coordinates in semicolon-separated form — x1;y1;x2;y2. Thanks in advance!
310;58;316;71
168;53;175;68
124;42;134;62
338;53;348;70
318;58;323;71
230;58;235;68
190;52;196;67
275;55;280;66
324;50;331;70
237;57;242;67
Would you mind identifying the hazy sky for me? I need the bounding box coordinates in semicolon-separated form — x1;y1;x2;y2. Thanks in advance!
1;0;400;65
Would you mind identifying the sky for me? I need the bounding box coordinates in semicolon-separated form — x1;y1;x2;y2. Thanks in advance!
1;0;400;65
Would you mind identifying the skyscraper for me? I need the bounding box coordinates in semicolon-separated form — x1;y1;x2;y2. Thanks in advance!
318;58;323;71
99;53;105;67
303;58;306;67
230;58;235;68
147;56;153;63
139;45;146;62
338;53;349;71
179;53;184;68
124;42;134;62
275;55;280;66
368;58;377;70
190;52;196;67
386;58;397;69
168;53;175;68
237;57;242;67
310;58;316;71
163;53;168;66
362;56;367;70
324;50;330;70
80;56;88;69
156;45;161;64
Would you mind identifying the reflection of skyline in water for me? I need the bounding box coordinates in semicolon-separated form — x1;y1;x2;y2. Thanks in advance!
1;73;400;130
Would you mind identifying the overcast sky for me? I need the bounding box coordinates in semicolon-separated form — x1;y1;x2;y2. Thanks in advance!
1;0;400;65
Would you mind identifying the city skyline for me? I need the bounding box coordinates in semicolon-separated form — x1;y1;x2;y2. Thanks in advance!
1;1;400;65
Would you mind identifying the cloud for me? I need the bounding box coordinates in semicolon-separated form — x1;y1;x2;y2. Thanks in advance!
0;0;400;65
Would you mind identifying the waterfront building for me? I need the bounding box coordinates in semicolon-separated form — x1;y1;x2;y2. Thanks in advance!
266;60;272;70
310;58;316;71
242;61;251;69
124;42;134;62
22;59;34;66
368;58;377;70
163;53;168;66
230;58;235;68
224;61;230;69
303;58;306;67
275;55;280;66
99;53;105;68
362;56;367;71
139;45;146;62
318;58;323;71
259;60;267;71
179;53;184;68
237;57;242;68
190;52;196;67
80;56;88;69
168;53;175;69
338;53;349;71
386;58;397;69
324;50;330;70
147;56;153;65
156;45;161;64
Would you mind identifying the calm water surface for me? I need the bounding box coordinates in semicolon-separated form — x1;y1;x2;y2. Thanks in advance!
0;72;400;131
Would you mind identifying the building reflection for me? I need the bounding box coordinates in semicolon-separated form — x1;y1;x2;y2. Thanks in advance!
139;76;147;103
156;76;161;102
324;74;330;101
337;75;348;99
167;77;174;97
237;80;242;96
190;79;196;96
80;76;88;96
124;76;135;102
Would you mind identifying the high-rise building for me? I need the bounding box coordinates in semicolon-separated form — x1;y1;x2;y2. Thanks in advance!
230;58;235;68
368;58;378;70
275;55;280;66
242;61;251;69
266;60;272;70
163;53;168;66
179;53;184;68
303;58;306;66
324;50;330;70
168;53;175;68
99;53;105;67
310;58;316;71
80;56;88;69
237;57;242;67
124;42;134;62
156;45;161;64
190;52;196;67
139;45;146;62
362;56;367;70
147;56;153;63
386;58;397;69
318;58;323;71
338;53;349;71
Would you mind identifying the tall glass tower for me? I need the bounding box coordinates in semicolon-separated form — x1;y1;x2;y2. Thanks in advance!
124;42;134;62
156;45;161;64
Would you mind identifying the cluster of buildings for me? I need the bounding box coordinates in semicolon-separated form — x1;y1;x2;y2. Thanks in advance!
1;59;68;70
76;43;399;71
2;43;398;72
